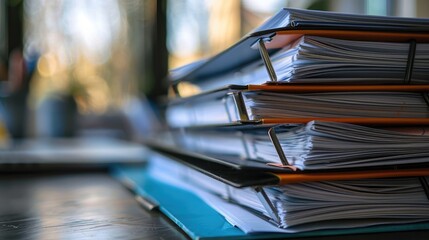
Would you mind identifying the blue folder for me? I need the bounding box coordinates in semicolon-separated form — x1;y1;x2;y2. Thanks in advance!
111;164;429;239
112;165;244;239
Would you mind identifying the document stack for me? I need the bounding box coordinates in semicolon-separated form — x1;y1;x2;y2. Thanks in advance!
116;8;429;239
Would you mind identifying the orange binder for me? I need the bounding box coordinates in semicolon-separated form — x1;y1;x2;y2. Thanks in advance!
274;168;429;185
266;30;429;49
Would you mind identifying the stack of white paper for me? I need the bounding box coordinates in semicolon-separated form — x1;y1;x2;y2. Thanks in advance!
199;36;429;90
253;121;429;170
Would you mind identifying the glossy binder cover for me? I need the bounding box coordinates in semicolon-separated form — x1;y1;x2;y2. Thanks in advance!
145;139;287;171
112;163;429;239
170;29;429;88
144;141;429;188
144;140;281;188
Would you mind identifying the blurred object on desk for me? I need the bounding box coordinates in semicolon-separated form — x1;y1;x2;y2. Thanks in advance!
121;95;164;141
0;137;148;172
36;93;77;138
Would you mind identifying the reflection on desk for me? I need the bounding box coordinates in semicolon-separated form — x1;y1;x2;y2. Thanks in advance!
0;173;188;239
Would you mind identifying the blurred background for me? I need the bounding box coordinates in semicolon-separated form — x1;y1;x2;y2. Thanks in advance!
0;0;429;141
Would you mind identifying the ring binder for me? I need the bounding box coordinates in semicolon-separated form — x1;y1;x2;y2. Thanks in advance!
255;37;421;86
169;119;429;171
145;152;429;231
167;86;429;128
169;8;429;95
161;8;429;236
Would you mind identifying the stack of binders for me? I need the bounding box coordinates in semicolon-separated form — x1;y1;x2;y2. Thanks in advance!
116;8;429;239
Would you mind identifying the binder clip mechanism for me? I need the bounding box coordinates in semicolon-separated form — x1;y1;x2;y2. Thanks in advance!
266;126;298;171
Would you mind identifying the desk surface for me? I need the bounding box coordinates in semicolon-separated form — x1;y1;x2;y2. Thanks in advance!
0;172;188;240
1;172;429;240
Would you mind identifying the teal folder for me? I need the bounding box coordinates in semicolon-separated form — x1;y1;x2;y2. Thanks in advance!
111;164;429;240
112;165;244;239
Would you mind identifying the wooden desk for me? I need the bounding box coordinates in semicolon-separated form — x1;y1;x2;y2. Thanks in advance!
0;172;188;239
